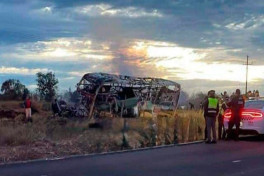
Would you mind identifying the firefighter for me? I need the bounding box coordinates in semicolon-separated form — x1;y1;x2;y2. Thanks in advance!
204;90;219;144
227;89;245;141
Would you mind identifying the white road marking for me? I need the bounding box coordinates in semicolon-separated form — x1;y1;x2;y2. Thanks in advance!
232;160;242;163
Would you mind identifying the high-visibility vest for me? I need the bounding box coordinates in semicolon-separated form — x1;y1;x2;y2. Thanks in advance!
208;98;218;114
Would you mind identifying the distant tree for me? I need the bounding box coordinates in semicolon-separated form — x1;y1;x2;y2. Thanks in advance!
188;92;207;109
31;90;41;102
36;72;59;102
22;87;30;100
1;79;29;100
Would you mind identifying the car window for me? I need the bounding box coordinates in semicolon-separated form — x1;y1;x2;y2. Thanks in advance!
245;101;264;109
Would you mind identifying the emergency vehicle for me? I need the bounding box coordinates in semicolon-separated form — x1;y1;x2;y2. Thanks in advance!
224;97;264;135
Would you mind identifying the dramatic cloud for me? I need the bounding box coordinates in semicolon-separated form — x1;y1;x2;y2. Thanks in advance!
1;0;264;94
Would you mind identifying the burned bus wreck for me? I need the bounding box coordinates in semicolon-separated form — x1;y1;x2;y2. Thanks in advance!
77;73;181;118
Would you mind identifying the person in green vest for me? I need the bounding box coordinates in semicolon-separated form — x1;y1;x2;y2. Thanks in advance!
204;90;219;144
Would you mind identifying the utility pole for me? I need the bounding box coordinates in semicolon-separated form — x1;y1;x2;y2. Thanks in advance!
246;55;249;94
244;55;252;95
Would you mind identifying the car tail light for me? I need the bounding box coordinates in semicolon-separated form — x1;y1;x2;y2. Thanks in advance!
241;109;263;120
224;109;231;120
224;109;264;121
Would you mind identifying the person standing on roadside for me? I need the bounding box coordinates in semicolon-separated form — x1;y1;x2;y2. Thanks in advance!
24;96;32;122
203;95;208;141
204;90;219;144
222;91;229;103
255;90;260;99
218;99;228;140
227;89;245;140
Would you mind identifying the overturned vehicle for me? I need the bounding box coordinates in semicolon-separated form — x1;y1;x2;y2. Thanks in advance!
76;73;181;118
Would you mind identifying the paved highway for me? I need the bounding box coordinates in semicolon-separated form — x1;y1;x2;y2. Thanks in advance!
1;137;264;176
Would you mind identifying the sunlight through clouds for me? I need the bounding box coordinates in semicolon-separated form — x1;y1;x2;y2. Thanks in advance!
0;38;113;62
126;40;264;83
43;48;77;57
0;66;48;75
2;37;264;87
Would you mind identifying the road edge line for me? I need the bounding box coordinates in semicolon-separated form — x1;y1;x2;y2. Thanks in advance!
0;140;204;166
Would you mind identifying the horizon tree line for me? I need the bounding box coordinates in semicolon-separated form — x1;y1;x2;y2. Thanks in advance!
0;72;58;102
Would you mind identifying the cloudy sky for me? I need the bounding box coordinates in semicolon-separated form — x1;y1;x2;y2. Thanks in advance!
1;0;264;95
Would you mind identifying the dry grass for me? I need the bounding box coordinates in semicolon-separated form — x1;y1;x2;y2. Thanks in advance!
0;101;206;163
0;101;23;109
176;110;205;142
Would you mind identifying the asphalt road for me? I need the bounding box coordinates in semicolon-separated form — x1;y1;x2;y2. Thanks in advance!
1;136;264;176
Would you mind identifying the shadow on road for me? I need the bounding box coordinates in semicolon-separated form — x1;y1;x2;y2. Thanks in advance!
239;135;264;142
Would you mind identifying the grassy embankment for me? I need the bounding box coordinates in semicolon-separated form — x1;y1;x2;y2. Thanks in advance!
0;101;205;163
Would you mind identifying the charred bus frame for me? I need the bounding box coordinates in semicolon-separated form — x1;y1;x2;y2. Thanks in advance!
77;73;181;118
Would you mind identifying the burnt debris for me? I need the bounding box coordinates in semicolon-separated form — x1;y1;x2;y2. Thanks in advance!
75;72;181;118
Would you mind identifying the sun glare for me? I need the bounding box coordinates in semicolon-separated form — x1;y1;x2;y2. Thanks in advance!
45;48;77;57
127;40;264;83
